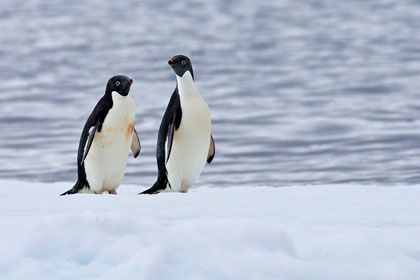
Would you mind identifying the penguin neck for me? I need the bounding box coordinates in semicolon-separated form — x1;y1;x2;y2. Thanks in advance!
111;91;131;104
176;71;199;98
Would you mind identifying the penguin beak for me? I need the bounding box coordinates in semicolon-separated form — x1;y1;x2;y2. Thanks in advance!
168;59;175;66
128;79;133;85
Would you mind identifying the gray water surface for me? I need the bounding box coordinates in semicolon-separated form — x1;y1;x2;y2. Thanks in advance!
1;0;420;187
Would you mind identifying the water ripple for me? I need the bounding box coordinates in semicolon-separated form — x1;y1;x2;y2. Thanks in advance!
1;0;420;187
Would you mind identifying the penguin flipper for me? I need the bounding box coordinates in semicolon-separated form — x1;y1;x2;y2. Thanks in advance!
80;120;100;165
166;121;175;163
165;89;182;163
131;128;141;158
207;134;215;163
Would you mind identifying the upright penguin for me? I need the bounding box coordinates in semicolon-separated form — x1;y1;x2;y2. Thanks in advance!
141;55;215;194
61;75;141;195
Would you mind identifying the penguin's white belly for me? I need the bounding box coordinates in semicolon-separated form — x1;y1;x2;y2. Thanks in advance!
84;94;135;193
166;96;211;192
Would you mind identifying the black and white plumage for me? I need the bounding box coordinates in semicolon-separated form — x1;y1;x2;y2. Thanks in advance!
61;75;141;195
141;55;215;194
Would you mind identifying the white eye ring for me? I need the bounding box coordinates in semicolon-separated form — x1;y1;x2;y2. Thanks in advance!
181;60;186;65
115;81;120;86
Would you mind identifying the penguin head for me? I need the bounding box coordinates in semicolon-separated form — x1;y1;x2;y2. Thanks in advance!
106;75;133;96
168;55;194;80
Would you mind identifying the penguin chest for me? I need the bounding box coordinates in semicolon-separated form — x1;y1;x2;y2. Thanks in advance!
166;95;211;191
85;95;135;192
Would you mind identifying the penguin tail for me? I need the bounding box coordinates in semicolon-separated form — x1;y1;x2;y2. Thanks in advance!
60;182;83;196
140;179;167;195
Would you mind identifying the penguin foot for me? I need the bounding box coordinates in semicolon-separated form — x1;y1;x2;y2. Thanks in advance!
108;190;117;195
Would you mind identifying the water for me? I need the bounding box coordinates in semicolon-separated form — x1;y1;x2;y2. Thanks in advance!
1;0;420;188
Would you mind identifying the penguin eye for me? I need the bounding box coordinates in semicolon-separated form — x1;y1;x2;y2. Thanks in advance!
181;60;186;65
115;81;120;86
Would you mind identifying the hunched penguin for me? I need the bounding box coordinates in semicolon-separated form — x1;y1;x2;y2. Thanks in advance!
141;55;215;194
61;75;141;195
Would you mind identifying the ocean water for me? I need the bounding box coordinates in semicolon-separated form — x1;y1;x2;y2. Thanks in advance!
1;0;420;188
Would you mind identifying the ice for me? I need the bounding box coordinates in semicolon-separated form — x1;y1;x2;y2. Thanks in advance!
1;181;419;279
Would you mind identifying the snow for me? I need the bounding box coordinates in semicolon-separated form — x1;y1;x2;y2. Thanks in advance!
1;181;420;280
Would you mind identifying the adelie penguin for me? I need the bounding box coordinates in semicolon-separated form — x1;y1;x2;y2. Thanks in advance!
61;75;141;195
141;55;215;194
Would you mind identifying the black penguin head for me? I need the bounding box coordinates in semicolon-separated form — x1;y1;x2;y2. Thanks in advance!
168;55;194;79
106;75;133;96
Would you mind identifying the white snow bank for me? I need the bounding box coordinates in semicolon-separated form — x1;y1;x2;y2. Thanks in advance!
0;181;420;279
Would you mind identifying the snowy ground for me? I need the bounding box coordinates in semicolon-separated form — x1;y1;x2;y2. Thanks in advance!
0;181;419;280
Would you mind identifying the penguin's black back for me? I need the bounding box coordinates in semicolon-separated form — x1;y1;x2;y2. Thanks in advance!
61;95;113;195
141;87;182;194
